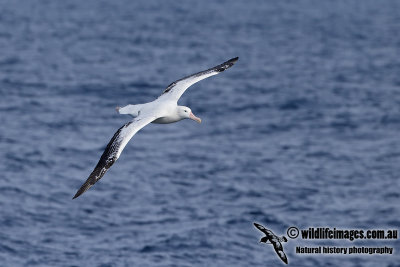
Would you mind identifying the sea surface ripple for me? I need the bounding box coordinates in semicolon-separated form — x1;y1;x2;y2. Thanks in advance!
0;1;399;266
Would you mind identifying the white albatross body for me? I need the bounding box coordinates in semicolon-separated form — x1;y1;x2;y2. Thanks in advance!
73;57;238;199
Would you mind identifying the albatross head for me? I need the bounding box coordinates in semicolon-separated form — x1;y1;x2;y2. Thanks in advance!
178;106;201;123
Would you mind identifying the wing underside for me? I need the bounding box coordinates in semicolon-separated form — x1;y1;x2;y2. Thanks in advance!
274;246;288;264
72;116;155;199
254;223;273;237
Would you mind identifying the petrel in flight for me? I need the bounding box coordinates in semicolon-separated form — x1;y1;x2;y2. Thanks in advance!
73;57;239;199
254;223;288;264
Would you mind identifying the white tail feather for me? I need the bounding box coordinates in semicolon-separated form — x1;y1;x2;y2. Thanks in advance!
117;104;142;117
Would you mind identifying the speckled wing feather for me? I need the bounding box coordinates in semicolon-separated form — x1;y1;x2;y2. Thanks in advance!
73;116;156;199
273;246;288;264
254;223;274;238
160;57;238;102
254;223;288;264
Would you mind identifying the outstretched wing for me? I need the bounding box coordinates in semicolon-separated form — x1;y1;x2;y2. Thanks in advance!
72;115;156;199
254;223;274;237
273;244;288;264
159;57;238;102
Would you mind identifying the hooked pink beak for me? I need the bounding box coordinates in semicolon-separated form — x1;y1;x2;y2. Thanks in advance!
189;112;202;123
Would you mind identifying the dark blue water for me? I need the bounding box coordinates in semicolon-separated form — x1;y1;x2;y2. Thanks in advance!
1;0;399;266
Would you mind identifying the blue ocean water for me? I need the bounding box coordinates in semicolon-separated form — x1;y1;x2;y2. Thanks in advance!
0;0;399;266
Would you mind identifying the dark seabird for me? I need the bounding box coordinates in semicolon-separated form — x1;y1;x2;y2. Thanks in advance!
254;222;288;264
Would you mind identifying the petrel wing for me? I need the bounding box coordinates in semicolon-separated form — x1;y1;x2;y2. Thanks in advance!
253;223;274;237
273;244;288;264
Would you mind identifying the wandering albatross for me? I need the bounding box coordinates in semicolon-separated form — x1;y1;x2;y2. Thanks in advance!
73;57;238;199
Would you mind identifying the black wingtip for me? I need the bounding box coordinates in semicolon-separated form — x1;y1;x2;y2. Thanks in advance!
72;191;80;199
72;179;93;199
215;57;239;72
72;189;85;199
229;56;239;63
72;190;82;199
